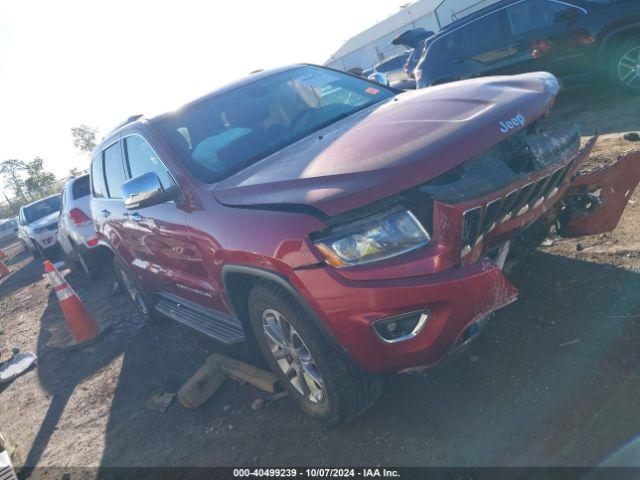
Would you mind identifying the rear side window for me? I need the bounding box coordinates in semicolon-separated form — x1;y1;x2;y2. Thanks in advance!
91;154;107;198
457;13;504;58
124;135;175;190
72;175;90;199
103;142;127;199
506;0;568;35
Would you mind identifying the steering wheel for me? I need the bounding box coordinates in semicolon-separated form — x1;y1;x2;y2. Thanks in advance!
289;108;316;132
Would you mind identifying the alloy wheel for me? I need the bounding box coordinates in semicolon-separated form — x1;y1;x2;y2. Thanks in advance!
617;46;640;89
261;308;324;403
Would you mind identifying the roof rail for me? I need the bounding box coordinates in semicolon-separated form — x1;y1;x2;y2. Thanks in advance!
109;114;144;134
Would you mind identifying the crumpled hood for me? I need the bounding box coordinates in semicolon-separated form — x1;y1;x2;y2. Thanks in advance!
28;211;59;230
214;72;559;217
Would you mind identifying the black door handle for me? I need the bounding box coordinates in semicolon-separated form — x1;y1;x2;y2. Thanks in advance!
101;209;111;218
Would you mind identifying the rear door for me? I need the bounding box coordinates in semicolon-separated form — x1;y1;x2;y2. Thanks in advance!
91;140;130;259
449;10;514;80
502;0;590;77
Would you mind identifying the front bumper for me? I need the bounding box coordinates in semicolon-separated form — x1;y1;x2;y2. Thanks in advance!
33;231;59;250
294;257;517;372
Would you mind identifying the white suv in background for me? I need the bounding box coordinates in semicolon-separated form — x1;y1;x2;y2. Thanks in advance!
58;174;105;279
17;194;62;259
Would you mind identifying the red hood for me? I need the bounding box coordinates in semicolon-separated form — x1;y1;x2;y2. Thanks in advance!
214;72;559;217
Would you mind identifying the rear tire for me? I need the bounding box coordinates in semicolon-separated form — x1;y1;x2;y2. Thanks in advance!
77;248;100;280
71;241;102;280
248;281;383;424
609;37;640;94
32;241;43;259
112;256;160;324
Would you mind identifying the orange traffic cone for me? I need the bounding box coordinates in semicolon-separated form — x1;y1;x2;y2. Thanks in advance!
44;260;109;347
0;259;10;279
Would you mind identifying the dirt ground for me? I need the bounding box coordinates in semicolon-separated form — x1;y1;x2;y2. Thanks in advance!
1;84;640;473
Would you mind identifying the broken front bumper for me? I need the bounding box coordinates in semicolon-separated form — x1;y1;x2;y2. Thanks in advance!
558;150;640;237
294;258;518;372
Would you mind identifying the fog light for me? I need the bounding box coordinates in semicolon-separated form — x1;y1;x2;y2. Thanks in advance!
372;310;430;343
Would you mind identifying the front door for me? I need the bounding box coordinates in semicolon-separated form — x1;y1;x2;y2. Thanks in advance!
120;134;215;308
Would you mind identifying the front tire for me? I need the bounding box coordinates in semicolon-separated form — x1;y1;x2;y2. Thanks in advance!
248;282;383;424
609;38;640;94
26;239;41;259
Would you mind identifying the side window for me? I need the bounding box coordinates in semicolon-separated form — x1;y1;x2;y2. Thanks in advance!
103;142;127;199
91;153;108;198
124;135;175;190
72;175;91;199
457;13;505;59
506;0;568;36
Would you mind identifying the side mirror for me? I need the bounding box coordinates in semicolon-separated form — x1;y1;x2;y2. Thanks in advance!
368;72;390;87
121;172;178;210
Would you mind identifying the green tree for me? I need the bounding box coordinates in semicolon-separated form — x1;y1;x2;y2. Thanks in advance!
71;124;99;156
24;157;57;196
0;159;28;201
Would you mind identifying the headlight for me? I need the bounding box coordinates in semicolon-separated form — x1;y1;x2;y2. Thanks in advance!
313;209;430;267
33;227;47;234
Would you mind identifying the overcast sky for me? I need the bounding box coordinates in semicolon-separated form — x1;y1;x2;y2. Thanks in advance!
0;0;405;188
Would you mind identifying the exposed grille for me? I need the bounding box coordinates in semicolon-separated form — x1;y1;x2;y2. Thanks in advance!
45;223;58;232
461;162;573;256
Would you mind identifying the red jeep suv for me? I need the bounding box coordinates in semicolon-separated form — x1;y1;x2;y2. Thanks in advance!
90;65;640;423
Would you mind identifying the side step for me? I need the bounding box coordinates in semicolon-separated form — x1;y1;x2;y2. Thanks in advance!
155;297;245;344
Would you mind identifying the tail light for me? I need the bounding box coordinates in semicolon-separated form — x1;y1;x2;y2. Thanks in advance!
531;39;552;58
69;208;92;227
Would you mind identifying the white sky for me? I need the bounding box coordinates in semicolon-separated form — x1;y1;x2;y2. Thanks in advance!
0;0;405;189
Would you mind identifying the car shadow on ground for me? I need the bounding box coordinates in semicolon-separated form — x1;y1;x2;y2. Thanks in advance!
78;251;640;468
16;249;640;469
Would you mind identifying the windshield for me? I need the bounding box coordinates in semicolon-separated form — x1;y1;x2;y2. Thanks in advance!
153;66;395;183
23;195;61;224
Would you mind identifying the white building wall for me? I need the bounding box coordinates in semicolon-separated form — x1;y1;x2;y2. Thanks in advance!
327;11;439;71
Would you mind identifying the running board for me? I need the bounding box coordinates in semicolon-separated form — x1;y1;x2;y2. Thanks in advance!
155;297;245;344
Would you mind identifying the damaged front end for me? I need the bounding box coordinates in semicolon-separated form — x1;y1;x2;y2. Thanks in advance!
302;118;640;372
556;150;640;237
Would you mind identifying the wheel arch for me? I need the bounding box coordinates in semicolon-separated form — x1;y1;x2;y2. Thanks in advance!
598;25;640;71
221;265;341;348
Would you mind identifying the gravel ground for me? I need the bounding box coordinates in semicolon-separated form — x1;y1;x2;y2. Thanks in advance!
1;85;640;472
